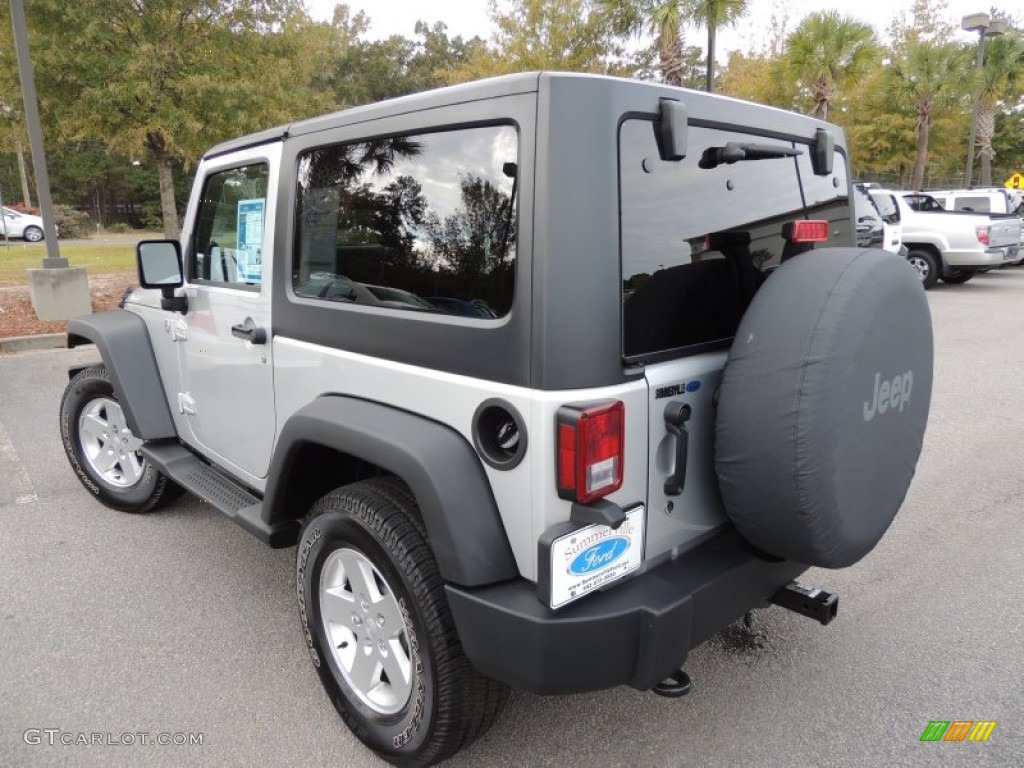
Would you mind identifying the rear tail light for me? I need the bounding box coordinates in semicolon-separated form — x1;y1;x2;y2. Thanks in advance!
556;400;624;504
789;219;830;243
975;225;990;246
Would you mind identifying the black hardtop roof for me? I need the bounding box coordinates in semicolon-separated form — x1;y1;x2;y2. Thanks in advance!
204;72;543;159
204;71;845;160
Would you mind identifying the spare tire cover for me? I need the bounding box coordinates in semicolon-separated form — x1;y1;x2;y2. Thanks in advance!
715;248;933;568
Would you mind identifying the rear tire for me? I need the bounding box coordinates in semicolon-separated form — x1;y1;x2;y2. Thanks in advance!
906;249;939;289
940;269;976;285
296;478;508;767
59;366;178;512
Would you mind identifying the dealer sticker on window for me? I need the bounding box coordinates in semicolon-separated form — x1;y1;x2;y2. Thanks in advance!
549;506;645;609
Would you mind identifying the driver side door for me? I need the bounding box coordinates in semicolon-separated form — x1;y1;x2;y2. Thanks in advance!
176;145;280;484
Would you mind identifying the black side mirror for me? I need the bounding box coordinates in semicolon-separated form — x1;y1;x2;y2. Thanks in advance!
137;240;187;313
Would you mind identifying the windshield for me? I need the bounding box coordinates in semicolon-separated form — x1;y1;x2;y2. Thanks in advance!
853;187;883;224
869;192;900;224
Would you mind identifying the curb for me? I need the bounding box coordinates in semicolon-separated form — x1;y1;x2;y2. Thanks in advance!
0;333;68;354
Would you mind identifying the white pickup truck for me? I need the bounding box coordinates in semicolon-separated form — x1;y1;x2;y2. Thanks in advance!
869;189;1021;288
927;187;1024;217
926;188;1024;265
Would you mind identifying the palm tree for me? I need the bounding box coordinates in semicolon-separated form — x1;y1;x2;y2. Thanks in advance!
688;0;748;93
975;32;1024;187
784;11;879;120
599;0;686;85
884;42;972;190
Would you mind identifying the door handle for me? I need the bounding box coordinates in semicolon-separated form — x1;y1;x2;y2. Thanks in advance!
231;317;267;345
663;401;691;496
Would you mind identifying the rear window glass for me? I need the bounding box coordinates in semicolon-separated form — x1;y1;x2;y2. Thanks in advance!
620;119;850;361
952;196;991;212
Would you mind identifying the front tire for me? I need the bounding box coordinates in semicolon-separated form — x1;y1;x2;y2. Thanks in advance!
60;365;176;512
23;225;43;242
906;249;939;290
296;478;508;767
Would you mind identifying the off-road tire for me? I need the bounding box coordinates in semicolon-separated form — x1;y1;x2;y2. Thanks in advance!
59;365;178;512
296;478;508;767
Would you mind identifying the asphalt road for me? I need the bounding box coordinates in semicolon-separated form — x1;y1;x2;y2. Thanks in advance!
2;269;1022;767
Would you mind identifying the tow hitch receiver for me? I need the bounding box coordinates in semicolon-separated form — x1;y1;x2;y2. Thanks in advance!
771;582;838;625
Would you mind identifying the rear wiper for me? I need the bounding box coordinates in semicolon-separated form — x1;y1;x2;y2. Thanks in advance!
698;142;802;169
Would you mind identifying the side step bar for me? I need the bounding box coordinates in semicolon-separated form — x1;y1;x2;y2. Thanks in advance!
141;441;300;548
770;582;838;625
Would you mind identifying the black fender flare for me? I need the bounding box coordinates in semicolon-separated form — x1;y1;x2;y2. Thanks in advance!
264;396;519;587
67;312;177;440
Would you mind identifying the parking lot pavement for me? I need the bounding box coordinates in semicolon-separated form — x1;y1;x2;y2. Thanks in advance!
2;268;1023;768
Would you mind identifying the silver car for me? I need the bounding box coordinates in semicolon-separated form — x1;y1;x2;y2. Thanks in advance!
1;206;46;242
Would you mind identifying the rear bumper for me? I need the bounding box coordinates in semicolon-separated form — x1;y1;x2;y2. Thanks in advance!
943;247;1009;268
446;530;806;695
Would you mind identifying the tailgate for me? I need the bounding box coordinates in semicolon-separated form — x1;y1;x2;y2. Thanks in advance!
642;354;730;562
988;215;1021;248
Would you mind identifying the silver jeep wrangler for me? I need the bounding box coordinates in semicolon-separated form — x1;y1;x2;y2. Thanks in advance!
60;73;933;767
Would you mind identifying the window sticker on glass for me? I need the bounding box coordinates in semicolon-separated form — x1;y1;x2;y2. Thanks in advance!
236;199;265;282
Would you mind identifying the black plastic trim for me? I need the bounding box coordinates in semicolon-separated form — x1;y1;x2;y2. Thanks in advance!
66;312;177;440
472;398;528;470
263;396;518;586
447;529;807;694
141;440;299;547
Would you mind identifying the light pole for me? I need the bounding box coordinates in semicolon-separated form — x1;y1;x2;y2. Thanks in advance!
9;0;92;320
962;13;1007;188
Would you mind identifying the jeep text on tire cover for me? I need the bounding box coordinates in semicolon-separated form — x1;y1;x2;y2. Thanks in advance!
60;73;933;767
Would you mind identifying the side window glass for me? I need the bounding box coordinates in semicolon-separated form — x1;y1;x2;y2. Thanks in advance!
191;164;269;286
293;125;518;318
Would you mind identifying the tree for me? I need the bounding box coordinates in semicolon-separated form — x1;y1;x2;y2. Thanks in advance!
974;32;1024;186
993;109;1024;185
598;0;686;85
687;0;748;92
883;41;972;190
313;11;477;107
27;0;322;238
783;11;879;120
630;42;705;87
886;0;954;50
717;50;793;108
448;0;623;81
424;174;515;276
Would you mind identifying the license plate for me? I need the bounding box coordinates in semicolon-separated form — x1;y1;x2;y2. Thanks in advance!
549;505;645;609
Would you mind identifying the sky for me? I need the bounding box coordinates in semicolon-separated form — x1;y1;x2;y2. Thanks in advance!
305;0;1016;55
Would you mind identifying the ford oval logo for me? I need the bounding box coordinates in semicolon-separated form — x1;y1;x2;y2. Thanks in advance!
569;537;630;575
685;380;701;393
